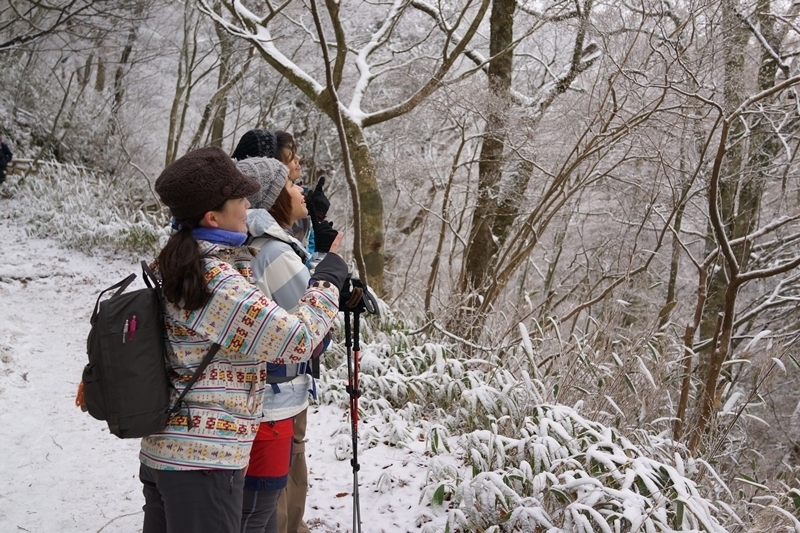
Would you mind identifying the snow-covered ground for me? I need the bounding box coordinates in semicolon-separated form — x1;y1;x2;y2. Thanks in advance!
0;215;427;533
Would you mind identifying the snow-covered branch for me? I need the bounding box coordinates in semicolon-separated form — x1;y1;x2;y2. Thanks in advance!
349;0;408;117
361;0;491;127
199;0;324;103
410;0;489;75
734;7;790;78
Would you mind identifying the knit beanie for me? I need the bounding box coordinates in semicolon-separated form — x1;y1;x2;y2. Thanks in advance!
237;157;288;210
155;146;261;221
232;129;278;161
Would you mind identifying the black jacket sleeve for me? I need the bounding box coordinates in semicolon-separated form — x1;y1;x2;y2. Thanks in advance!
1;144;12;164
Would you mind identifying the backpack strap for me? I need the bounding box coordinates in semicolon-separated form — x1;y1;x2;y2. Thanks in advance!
249;234;308;263
141;261;155;286
169;343;221;429
140;261;222;431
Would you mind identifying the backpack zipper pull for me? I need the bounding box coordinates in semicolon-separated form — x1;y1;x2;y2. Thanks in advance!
129;315;137;342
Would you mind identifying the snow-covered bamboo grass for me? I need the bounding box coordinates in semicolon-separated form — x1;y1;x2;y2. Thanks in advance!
316;311;746;532
4;162;166;255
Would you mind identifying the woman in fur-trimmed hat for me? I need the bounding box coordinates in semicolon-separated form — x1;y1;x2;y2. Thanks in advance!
138;146;348;533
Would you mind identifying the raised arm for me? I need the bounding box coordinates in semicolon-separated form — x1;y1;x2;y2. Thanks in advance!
173;255;345;364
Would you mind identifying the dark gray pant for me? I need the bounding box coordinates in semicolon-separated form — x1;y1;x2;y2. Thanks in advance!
241;488;281;533
140;463;245;533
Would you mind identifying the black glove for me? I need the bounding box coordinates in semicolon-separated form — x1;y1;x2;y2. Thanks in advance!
310;253;348;292
306;177;338;253
305;176;330;221
312;219;338;253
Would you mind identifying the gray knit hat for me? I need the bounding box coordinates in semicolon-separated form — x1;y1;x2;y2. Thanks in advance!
155;146;261;221
236;157;288;210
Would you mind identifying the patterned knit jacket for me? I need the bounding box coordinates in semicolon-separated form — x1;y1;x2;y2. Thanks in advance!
139;239;339;471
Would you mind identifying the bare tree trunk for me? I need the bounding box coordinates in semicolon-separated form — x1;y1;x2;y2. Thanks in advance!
24;71;75;180
209;14;233;147
457;0;596;337
426;131;467;314
674;259;710;442
95;53;105;92
689;0;781;450
165;2;199;166
699;0;749;343
343;119;384;294
188;46;254;152
110;8;141;134
459;0;515;306
686;72;800;454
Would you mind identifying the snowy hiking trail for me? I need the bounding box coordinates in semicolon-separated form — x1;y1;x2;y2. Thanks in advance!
0;216;429;533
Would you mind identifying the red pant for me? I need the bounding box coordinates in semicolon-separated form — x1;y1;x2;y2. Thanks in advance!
247;418;294;479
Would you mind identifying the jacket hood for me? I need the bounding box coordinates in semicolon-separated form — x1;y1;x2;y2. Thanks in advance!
247;209;290;241
246;209;310;262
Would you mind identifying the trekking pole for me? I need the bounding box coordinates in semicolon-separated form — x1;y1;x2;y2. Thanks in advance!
353;309;364;533
340;276;378;533
344;308;362;533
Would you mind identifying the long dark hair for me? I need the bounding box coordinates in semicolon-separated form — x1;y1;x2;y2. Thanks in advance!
157;217;211;311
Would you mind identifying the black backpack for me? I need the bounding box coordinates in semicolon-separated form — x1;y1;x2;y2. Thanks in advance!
81;261;218;439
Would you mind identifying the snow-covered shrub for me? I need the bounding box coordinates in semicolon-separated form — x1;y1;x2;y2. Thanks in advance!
427;406;735;532
318;314;740;532
4;162;166;255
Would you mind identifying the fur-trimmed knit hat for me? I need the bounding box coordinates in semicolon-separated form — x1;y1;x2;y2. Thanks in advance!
155;146;261;221
237;157;288;210
232;129;278;161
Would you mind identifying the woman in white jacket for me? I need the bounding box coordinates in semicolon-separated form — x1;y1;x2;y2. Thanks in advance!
233;129;339;533
235;156;337;533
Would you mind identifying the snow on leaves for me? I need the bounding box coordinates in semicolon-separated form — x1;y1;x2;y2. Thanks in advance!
318;317;734;532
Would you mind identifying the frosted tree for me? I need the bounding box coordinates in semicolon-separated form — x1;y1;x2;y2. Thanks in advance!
0;0;118;51
457;0;597;335
675;0;800;454
198;0;491;294
0;0;159;171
